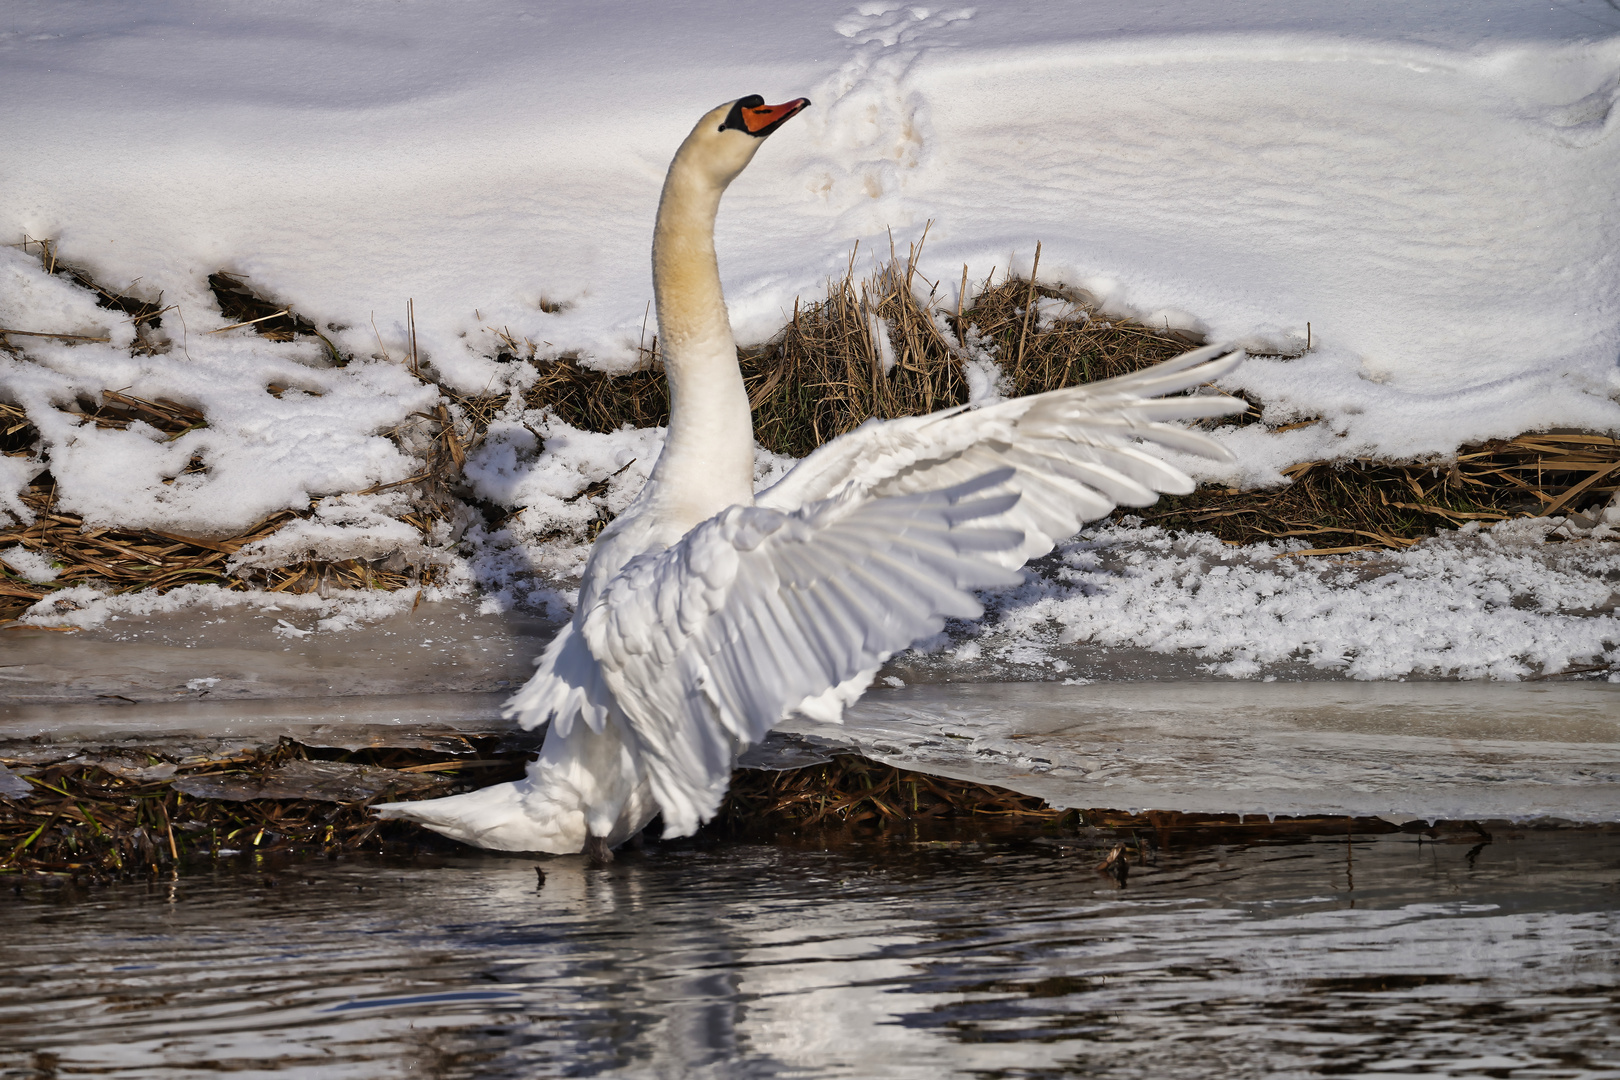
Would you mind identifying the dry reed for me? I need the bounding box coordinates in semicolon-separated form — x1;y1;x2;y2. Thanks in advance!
2;739;1427;878
1144;433;1620;552
207;271;318;342
0;739;529;879
0;370;455;619
0;252;460;621
720;754;1064;829
516;238;1194;459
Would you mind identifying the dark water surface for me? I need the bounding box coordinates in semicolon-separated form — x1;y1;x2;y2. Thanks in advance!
2;829;1618;1079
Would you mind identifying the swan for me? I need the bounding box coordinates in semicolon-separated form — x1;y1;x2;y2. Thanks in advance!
375;95;1246;859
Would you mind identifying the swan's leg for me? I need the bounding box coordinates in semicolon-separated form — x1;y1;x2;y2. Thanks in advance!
584;832;615;865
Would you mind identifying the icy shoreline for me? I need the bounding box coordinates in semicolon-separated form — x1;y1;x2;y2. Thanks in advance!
4;679;1617;825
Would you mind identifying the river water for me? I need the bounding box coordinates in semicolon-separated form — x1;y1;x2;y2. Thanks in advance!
3;827;1617;1078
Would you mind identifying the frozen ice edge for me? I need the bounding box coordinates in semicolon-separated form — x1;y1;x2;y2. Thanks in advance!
5;679;1617;824
782;680;1620;826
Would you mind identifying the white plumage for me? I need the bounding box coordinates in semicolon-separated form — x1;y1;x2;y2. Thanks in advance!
375;95;1246;855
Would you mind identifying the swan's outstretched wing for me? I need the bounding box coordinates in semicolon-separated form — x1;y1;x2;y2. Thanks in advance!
756;343;1247;565
578;472;1025;838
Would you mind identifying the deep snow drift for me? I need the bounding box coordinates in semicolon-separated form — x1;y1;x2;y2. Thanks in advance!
2;1;1619;680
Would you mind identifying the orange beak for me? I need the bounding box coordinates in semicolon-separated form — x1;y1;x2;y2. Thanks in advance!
740;97;810;135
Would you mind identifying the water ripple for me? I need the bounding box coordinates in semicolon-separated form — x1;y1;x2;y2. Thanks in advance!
1;831;1617;1077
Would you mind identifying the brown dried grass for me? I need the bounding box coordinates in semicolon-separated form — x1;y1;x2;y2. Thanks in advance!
509;248;1616;554
0;482;444;620
0;741;1071;878
955;245;1201;395
0;339;455;621
1;254;462;621
1143;432;1620;552
0;739;528;879
1;400;30;450
518;238;1194;459
713;756;1420;853
716;755;1431;858
2;740;1417;878
721;754;1065;830
207;271;319;342
740;245;968;456
2;237;169;355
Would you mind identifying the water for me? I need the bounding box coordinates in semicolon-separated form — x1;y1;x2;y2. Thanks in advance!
4;828;1618;1078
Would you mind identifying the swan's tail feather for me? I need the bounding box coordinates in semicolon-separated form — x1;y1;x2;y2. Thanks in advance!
374;714;660;854
374;781;586;854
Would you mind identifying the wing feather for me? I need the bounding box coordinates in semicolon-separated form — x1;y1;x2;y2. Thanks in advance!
581;474;1024;837
504;620;614;736
755;344;1246;566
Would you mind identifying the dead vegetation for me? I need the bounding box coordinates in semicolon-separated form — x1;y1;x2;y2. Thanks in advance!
207;271;320;342
741;250;970;457
715;755;1412;851
721;754;1063;829
0;741;1074;878
0;481;445;618
505;241;1617;551
1;740;1427;879
1144;432;1620;553
0;739;529;879
3;232;1618;622
1;238;169;353
513;240;1194;459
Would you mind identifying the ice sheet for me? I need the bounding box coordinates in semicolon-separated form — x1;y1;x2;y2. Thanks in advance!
0;598;555;706
776;680;1620;823
5;679;1615;823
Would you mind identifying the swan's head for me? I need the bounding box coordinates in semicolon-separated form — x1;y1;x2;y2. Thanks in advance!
676;95;811;189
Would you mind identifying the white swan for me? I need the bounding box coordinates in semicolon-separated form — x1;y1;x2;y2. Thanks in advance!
376;95;1246;858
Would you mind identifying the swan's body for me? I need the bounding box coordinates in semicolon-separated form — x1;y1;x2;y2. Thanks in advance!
376;96;1246;854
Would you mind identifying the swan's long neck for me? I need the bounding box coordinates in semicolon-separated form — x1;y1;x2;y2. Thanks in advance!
645;149;757;530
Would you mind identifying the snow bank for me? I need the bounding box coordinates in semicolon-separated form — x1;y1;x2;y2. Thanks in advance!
3;1;1619;680
4;1;1617;422
226;492;441;571
456;408;794;613
0;248;436;534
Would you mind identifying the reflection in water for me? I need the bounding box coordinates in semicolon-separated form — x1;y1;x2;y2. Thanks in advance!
1;830;1618;1077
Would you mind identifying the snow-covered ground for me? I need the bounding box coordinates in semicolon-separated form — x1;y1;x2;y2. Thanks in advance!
969;518;1620;682
3;1;1619;681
